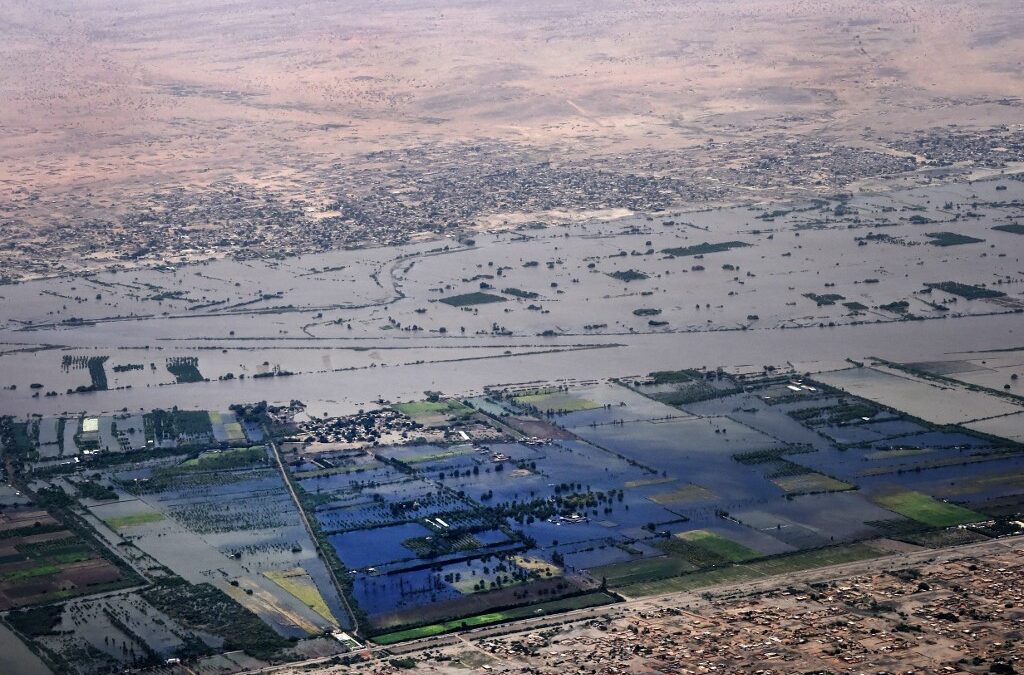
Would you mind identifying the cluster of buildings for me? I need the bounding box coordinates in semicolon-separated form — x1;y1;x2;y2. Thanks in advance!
344;538;1023;674
7;126;1020;282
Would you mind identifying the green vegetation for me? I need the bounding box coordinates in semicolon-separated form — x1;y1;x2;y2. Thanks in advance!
1;564;60;582
992;223;1024;235
843;301;868;311
0;416;34;457
872;491;985;527
594;531;759;587
804;293;845;305
661;241;748;257
649;484;716;504
371;592;617;644
924;281;1005;300
652;383;734;406
104;512;165;530
607;269;648;282
403;532;481;558
647;369;703;384
265;567;338;627
617;543;882;597
513;391;601;413
672;530;759;563
502;287;539;299
732;446;814;465
771;472;854;495
395;399;473;419
788;401;878;426
142;579;291;660
75;480;118;501
166;357;204;383
61;355;109;392
144;408;213;443
7;605;63;637
439;292;506;307
121;446;268;495
879;300;910;313
924;232;985;246
180;445;268;471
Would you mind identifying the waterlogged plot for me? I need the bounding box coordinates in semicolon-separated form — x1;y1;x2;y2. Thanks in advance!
964;412;1024;443
87;447;351;637
815;366;1022;425
512;389;603;413
7;591;225;674
7;361;1024;658
770;472;854;495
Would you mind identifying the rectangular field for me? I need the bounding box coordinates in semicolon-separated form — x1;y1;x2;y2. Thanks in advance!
371;592;617;644
871;491;986;527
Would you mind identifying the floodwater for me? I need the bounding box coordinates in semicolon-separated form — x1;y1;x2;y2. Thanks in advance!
0;623;52;674
1;177;1021;419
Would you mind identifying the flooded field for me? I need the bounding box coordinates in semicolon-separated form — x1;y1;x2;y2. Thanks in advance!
1;177;1023;670
0;177;1022;419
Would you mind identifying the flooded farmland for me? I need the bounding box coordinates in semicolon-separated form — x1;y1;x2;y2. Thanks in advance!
2;177;1022;671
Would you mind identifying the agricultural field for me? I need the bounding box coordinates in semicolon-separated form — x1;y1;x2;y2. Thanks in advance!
0;504;131;611
512;389;603;413
3;360;1024;667
393;399;474;427
270;372;1024;644
371;592;617;644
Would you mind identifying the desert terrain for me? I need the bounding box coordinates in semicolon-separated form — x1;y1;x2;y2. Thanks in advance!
1;0;1023;277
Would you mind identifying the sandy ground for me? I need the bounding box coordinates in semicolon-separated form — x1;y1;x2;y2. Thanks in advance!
1;0;1022;274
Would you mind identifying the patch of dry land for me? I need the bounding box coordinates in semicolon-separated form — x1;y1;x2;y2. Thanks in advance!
1;0;1023;277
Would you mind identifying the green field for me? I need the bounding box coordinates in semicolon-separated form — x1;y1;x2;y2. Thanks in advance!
181;445;267;471
513;392;601;413
771;472;854;495
617;543;883;597
674;530;759;563
265;567;338;627
924;232;985;247
661;241;748;257
872;490;985;527
401;446;475;464
104;512;165;530
439;292;507;307
923;281;1005;300
371;592;618;644
591;555;698;587
0;564;60;582
394;399;473;420
649;485;716;504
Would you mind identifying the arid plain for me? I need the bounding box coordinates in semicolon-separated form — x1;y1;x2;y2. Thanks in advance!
2;0;1023;276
